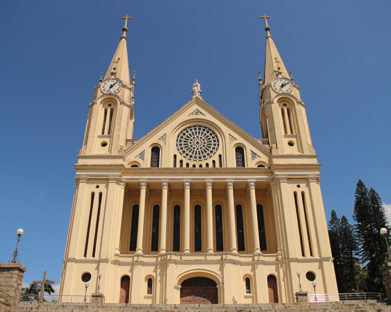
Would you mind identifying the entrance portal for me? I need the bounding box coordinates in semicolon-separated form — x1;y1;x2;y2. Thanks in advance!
180;277;218;304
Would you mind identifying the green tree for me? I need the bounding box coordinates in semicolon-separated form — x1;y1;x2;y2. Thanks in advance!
353;179;388;291
20;283;54;302
329;210;364;292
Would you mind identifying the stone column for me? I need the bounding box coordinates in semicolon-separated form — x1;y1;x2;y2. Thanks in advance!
0;263;25;308
227;182;237;253
183;181;191;253
136;182;147;255
206;182;214;253
249;181;261;254
159;181;168;254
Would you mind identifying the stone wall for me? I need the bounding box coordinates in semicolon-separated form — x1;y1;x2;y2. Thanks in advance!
0;264;25;310
12;301;391;312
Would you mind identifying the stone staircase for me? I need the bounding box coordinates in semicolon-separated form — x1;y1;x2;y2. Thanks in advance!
12;302;391;312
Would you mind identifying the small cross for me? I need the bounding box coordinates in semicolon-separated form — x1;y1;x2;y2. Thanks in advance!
122;14;132;29
33;271;55;303
260;13;270;28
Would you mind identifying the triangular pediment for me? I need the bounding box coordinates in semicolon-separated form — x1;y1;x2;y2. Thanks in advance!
124;97;270;168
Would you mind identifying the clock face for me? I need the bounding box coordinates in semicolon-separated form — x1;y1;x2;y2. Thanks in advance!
271;78;293;93
101;78;122;94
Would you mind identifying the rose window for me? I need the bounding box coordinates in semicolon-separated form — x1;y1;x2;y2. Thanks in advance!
176;125;219;161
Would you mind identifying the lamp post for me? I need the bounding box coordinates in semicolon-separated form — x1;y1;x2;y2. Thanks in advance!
380;228;391;260
296;272;302;292
312;281;317;302
84;282;89;303
97;273;102;293
11;228;24;263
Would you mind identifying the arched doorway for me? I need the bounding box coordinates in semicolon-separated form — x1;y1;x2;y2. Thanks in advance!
180;277;217;304
267;275;278;303
120;275;130;303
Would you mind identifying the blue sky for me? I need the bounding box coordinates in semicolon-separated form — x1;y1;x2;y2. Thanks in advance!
1;0;391;289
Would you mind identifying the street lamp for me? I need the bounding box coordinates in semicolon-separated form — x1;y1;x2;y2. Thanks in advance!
296;272;302;292
97;273;102;293
312;281;317;302
380;228;391;260
11;228;24;263
84;282;89;303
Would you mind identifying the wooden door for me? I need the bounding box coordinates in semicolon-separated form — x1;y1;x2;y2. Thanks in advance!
267;275;278;303
120;276;130;303
180;277;217;304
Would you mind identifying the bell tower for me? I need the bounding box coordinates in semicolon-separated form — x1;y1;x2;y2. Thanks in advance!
81;15;135;155
259;14;315;155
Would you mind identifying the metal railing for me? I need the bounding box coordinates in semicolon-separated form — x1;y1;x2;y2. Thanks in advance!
308;292;386;303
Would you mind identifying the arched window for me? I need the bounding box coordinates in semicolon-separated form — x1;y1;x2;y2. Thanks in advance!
257;204;267;250
236;205;245;251
150;146;160;168
129;205;139;251
173;154;177;167
219;154;223;167
173;205;181;251
235;147;245;167
147;278;153;294
194;205;202;251
101;104;114;135
215;205;224;251
281;103;294;135
151;205;160;251
245;277;251;294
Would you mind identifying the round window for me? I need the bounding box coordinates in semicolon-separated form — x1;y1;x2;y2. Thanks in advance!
176;125;219;161
81;272;91;282
306;271;316;281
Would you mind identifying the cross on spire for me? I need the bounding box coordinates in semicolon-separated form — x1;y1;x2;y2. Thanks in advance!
33;271;55;303
260;14;270;28
260;14;272;37
122;14;132;29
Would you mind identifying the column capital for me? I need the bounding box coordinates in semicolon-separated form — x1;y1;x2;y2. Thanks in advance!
184;181;191;189
248;181;256;189
162;181;168;189
206;181;213;189
76;176;88;183
308;176;320;183
226;181;234;189
272;176;288;184
140;181;147;189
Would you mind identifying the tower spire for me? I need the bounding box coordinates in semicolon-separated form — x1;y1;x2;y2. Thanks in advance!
103;15;132;85
260;14;290;86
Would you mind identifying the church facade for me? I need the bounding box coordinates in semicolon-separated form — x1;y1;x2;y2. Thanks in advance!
59;16;338;304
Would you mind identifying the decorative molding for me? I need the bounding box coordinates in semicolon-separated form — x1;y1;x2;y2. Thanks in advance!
229;134;237;144
158;134;166;145
189;109;204;116
137;150;145;160
77;177;89;183
251;150;260;160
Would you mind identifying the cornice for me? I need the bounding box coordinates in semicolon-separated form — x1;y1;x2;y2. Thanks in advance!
78;154;123;159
